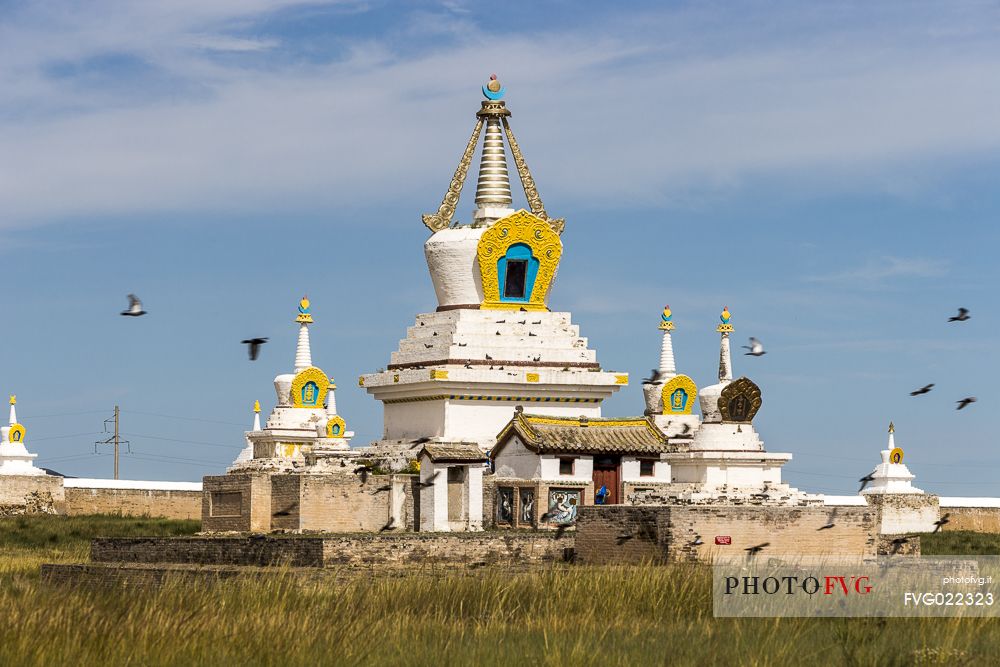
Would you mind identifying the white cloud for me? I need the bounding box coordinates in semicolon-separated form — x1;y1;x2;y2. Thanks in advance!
807;256;949;286
3;2;1000;228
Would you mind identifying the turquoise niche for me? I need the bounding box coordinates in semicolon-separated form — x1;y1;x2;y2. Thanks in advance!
670;388;689;413
497;243;540;303
330;423;341;436
301;381;319;406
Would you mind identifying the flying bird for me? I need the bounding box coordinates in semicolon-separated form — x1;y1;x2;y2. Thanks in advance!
745;542;769;556
742;337;766;356
691;535;704;546
379;518;395;533
642;369;663;386
932;513;951;533
240;337;268;361
858;473;876;494
957;397;977;411
910;384;934;396
120;294;147;317
948;308;970;322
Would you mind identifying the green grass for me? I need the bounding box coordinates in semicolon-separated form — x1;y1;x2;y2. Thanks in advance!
0;517;998;666
921;531;1000;556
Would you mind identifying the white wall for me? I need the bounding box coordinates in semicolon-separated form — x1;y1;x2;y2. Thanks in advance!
492;436;542;478
385;401;446;440
539;454;593;482
621;457;670;482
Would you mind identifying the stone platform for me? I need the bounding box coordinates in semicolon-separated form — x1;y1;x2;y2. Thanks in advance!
42;532;575;586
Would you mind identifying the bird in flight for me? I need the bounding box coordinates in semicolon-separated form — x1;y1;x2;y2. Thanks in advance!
956;397;977;411
120;294;147;317
910;384;934;396
858;472;876;493
948;308;970;322
642;369;663;385
240;338;268;361
932;513;951;533
744;542;769;556
742;337;766;356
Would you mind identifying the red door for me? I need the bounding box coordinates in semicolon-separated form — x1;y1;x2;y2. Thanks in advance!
592;456;621;504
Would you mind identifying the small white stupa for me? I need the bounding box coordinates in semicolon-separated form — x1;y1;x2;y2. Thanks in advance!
230;297;354;472
860;422;924;495
643;305;701;438
0;395;45;476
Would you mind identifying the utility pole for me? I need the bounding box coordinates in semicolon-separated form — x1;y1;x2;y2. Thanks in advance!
96;405;129;480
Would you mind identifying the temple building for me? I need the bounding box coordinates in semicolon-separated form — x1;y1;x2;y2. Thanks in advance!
359;77;628;467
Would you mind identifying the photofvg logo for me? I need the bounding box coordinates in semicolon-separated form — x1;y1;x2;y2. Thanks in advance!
723;574;873;597
713;557;1000;618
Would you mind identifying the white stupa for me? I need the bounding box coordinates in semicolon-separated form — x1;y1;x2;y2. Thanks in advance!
663;308;818;504
860;422;924;495
0;395;45;476
643;305;701;438
231;297;354;471
360;76;627;456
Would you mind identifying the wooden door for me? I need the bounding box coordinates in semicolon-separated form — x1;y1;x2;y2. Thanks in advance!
592;456;621;504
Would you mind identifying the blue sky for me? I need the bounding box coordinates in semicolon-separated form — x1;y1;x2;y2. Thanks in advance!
1;0;997;494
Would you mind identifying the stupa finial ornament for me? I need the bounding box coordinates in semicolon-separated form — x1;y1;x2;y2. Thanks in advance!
421;76;564;234
888;421;895;434
659;305;675;331
296;296;313;324
8;395;15;405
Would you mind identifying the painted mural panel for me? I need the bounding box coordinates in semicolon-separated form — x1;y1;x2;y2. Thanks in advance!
546;488;580;525
519;488;535;525
497;487;514;525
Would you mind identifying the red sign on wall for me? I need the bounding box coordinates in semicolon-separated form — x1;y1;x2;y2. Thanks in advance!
715;536;732;545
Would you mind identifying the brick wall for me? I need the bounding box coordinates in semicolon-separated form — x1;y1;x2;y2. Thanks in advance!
202;474;272;532
65;487;200;520
575;504;878;564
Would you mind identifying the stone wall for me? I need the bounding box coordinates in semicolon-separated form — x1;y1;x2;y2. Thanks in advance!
863;493;940;534
65;487;200;520
90;533;571;567
939;507;1000;533
0;475;63;515
575;504;878;564
202;472;419;534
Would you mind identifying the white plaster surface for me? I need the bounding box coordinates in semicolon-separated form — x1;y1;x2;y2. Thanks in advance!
64;479;202;491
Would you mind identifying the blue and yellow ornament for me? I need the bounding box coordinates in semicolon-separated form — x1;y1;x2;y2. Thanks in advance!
483;74;505;100
659;305;675;331
296;296;313;324
717;306;734;333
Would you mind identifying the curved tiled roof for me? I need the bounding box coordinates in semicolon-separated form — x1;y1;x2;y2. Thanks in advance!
493;413;671;456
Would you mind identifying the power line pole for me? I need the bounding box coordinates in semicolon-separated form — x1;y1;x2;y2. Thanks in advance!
96;405;129;480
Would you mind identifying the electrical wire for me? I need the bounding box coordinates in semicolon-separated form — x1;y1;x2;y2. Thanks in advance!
120;432;240;450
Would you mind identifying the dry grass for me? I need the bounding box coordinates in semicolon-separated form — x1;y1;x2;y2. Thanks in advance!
0;517;998;666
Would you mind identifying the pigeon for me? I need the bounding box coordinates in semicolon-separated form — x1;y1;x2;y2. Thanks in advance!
932;513;950;533
858;472;876;493
957;397;977;411
424;343;433;348
379;518;395;533
495;319;506;324
240;337;268;361
642;369;663;386
948;308;970;322
457;342;467;347
532;355;541;362
680;423;692;435
517;320;526;324
532;320;542;324
528;332;537;337
373;484;392;493
485;354;493;360
519;307;528;312
910;384;934;396
745;542;769;556
120;294;147;317
412;437;431;446
496;331;502;336
464;363;473;369
432;331;438;336
742;337;766;356
691;535;704;546
818;520;836;531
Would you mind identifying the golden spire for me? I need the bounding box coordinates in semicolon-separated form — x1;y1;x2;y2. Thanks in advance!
888;421;895;434
254;400;261;414
8;395;14;405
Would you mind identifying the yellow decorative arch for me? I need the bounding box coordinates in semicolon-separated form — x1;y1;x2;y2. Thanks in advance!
477;209;562;311
718;376;762;422
660;375;698;415
7;423;25;443
326;416;347;438
290;367;329;408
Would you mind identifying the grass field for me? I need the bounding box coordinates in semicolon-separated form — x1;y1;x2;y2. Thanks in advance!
1;516;999;666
